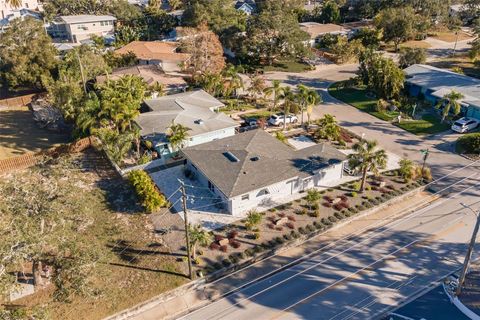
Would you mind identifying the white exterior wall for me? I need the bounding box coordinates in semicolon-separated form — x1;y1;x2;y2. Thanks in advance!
187;127;236;148
186;159;345;217
139;59;183;73
66;20;115;43
0;0;39;18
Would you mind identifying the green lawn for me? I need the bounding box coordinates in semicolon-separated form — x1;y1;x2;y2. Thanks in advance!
395;114;451;135
241;110;273;120
328;82;450;135
261;60;313;73
328;83;399;121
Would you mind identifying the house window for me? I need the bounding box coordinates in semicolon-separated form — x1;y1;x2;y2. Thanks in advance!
241;194;249;201
256;189;270;197
208;181;215;192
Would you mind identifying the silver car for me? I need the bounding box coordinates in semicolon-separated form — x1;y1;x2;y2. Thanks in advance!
451;117;479;133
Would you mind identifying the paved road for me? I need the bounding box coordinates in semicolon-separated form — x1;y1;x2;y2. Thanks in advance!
182;165;480;320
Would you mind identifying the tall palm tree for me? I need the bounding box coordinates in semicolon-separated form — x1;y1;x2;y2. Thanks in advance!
166;121;191;154
188;224;212;260
347;140;388;192
263;80;284;112
436;90;464;123
296;84;322;126
279;86;299;130
223;65;244;98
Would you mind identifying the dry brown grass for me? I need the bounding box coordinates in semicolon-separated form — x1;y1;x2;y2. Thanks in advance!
431;31;474;43
0;106;71;160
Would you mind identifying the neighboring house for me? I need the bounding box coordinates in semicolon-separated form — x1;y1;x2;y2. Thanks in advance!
115;41;190;73
0;0;39;19
404;64;480;121
48;15;116;44
341;20;374;35
0;8;41;29
299;22;350;46
181;130;347;216
449;4;464;17
96;65;188;94
234;0;256;15
135;90;238;160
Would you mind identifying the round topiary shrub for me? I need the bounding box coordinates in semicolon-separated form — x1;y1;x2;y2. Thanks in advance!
298;227;307;234
306;224;315;232
291;230;300;238
222;259;232;267
328;215;338;223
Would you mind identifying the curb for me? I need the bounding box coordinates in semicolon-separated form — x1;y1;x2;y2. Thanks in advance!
106;185;433;320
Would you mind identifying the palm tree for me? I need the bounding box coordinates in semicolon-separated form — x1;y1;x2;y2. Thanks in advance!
263;80;284;112
297;84;322;126
305;189;322;210
398;159;417;182
247;73;266;102
188;224;212;260
436;90;464;123
314;114;341;142
223;65;244;98
245;210;262;231
279;86;299;131
166;122;191;154
347;140;388;192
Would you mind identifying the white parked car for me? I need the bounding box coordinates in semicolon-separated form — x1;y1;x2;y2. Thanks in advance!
268;114;298;126
451;117;479;133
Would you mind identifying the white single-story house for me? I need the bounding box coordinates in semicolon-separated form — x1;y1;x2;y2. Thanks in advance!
135;90;239;161
404;64;480;121
115;41;191;73
181;130;347;217
299;22;350;47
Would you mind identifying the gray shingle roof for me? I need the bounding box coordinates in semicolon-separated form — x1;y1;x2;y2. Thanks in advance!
181;130;347;198
404;64;480;107
135;90;237;141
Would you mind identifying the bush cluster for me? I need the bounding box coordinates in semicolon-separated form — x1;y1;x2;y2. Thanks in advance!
128;170;167;213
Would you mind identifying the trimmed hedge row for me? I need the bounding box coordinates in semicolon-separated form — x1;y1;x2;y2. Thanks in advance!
128;170;167;213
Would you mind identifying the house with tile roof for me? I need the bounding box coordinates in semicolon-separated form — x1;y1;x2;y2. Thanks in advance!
115;41;190;73
404;64;480;121
181;130;347;216
135;90;238;161
299;22;349;47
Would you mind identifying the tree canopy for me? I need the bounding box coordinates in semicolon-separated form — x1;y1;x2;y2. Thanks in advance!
0;17;57;90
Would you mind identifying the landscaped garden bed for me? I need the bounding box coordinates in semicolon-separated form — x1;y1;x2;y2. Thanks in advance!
192;171;429;276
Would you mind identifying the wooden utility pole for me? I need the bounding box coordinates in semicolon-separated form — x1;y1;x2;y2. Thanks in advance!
181;182;194;280
456;206;480;296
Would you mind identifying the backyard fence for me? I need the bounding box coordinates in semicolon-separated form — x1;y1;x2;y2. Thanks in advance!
0;94;38;108
0;137;95;174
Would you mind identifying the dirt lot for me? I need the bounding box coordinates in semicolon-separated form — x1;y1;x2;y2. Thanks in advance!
0;106;71;160
1;150;187;319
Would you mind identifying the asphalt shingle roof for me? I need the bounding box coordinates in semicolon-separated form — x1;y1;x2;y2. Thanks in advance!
181;130;347;198
135;90;238;141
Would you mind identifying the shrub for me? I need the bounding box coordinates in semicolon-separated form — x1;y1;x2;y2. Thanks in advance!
253;245;263;253
340;202;350;209
229;239;241;249
306;224;315;232
291;230;300;238
340;195;348;202
286;222;295;229
312;202;320;211
350;192;358;198
267;223;275;230
457;133;480;154
334;212;344;219
284;234;293;241
323;195;333;201
128;170;167;213
288;215;296;221
213;262;223;270
222;259;232;267
278;212;286;218
275;226;283;231
220;245;228;253
214;235;225;242
209;243;220;251
386;185;395;190
298;227;307;234
275;236;284;244
328;216;338;223
309;209;320;217
254;232;260;240
323;202;333;208
244;248;254;257
269;208;277;212
229;254;239;264
228;230;239;239
333;204;343;211
327;188;334;192
313;221;324;229
245;210;263;230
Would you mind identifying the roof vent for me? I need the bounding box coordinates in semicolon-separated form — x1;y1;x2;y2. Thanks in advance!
194;119;204;125
223;152;240;163
250;156;260;161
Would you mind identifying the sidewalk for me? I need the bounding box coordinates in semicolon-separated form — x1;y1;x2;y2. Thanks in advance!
109;190;436;320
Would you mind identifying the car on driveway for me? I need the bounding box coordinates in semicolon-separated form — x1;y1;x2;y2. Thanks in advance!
268;114;298;126
451;117;479;133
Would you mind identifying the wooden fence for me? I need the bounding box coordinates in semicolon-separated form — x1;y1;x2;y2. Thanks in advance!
0;94;38;108
0;137;94;174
